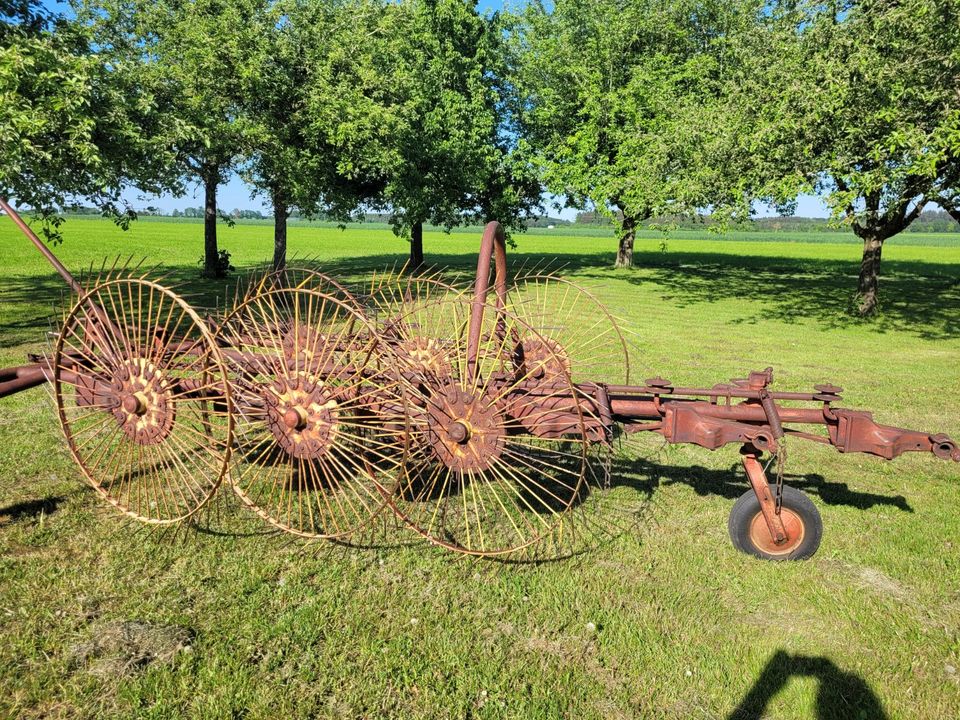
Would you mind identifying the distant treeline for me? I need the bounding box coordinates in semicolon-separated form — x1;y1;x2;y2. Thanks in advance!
58;204;960;233
573;210;960;233
61;206;573;228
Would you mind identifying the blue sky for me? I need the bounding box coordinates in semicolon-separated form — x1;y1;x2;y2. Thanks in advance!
39;0;830;219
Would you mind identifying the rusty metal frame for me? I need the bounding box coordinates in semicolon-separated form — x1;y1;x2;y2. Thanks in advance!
1;204;957;556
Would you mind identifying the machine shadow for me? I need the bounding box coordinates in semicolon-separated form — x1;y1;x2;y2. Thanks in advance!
0;495;66;524
602;453;914;512
728;649;889;720
520;448;913;565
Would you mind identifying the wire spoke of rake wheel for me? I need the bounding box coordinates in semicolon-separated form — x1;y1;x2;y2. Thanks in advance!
218;287;407;539
53;278;233;524
508;273;630;386
245;265;358;306
362;269;467;325
383;295;590;556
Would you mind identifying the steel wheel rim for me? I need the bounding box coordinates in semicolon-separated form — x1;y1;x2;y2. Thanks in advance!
383;295;590;556
54;278;233;524
218;287;407;539
748;509;806;556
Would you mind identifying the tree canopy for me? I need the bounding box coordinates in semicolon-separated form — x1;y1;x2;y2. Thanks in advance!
307;0;540;268
511;0;756;267
719;0;960;314
2;0;958;311
1;0;170;234
240;0;339;270
79;0;266;276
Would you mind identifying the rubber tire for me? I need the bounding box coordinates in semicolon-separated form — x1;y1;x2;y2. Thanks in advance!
728;484;822;561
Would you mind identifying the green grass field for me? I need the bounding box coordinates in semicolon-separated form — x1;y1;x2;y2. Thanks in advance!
1;217;958;719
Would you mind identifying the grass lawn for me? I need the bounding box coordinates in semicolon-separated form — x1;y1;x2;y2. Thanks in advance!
1;217;958;719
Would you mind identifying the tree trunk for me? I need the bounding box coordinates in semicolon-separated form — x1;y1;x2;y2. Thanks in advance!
944;204;960;226
410;222;424;270
615;213;636;268
272;193;288;272
857;234;883;316
202;171;221;278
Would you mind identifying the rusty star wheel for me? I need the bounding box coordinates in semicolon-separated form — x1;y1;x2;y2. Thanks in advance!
383;295;593;556
363;271;467;382
53;278;233;524
217;287;407;539
508;273;630;386
507;273;630;491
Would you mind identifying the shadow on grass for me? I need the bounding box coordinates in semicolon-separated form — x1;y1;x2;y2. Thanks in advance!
0;496;65;523
729;649;888;720
607;453;913;512
492;443;913;566
572;249;960;341
2;246;957;352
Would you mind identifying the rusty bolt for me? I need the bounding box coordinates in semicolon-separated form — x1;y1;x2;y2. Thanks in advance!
122;392;148;416
284;407;309;431
448;420;471;444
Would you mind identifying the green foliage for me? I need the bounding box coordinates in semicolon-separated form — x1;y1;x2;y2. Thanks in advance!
239;0;331;221
0;1;167;235
303;0;540;240
510;1;754;235
681;0;960;313
198;247;235;278
720;0;960;231
78;0;264;186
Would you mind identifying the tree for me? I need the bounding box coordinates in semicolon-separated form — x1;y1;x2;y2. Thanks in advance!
319;0;539;269
723;0;960;315
240;0;312;271
240;0;381;271
1;1;171;232
80;0;264;277
511;0;744;268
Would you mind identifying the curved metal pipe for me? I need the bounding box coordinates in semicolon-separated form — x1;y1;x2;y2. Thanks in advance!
467;221;507;381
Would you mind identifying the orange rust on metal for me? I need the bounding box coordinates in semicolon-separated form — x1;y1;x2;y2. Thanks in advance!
741;446;788;545
426;385;504;472
0;364;49;398
517;337;571;382
262;374;341;460
0;198;128;358
0;210;957;555
748;507;805;556
467;221;508;383
109;359;176;445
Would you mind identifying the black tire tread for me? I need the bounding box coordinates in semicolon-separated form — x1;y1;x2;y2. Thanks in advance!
728;484;823;561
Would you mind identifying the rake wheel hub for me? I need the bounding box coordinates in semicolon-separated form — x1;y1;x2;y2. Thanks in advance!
281;324;328;364
519;338;571;382
427;386;504;472
110;359;175;445
398;336;452;377
264;374;340;459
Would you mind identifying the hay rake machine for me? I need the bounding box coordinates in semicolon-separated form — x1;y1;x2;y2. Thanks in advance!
1;198;957;560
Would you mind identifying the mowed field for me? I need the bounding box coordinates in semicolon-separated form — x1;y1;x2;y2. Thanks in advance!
0;217;958;719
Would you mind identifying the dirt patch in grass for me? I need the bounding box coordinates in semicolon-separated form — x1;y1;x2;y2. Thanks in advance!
523;629;626;698
819;558;915;603
856;567;910;601
68;620;193;678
